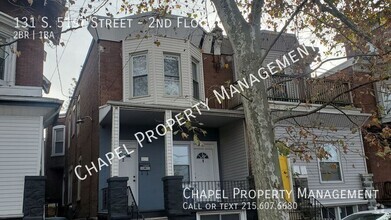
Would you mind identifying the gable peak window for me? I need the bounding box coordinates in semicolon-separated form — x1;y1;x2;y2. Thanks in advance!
164;54;181;96
131;53;148;97
319;144;342;182
52;125;65;156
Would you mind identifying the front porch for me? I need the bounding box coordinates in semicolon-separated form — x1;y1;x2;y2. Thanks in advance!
98;102;251;219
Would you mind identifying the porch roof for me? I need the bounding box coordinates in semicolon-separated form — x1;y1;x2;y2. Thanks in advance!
99;101;245;127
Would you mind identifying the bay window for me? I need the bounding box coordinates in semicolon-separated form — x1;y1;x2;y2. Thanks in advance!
131;53;148;97
164;54;180;96
192;59;200;99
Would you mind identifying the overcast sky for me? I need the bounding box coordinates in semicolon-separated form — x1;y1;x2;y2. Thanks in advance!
43;0;345;108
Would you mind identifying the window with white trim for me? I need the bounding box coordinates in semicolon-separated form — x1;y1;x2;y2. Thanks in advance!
67;118;71;148
192;59;200;99
131;53;148;97
198;212;244;220
381;85;391;116
319;144;342;181
164;54;181;96
173;145;190;182
76;95;80;136
71;106;76;137
52;125;65;156
0;37;6;82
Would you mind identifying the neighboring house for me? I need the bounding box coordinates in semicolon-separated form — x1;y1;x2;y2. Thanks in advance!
64;12;371;220
321;43;391;208
44;114;66;217
0;0;65;219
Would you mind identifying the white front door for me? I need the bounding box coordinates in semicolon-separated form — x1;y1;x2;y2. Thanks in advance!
192;148;217;181
191;143;220;201
118;141;138;204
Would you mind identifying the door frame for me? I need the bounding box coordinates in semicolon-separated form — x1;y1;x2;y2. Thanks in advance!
173;141;220;182
119;140;139;204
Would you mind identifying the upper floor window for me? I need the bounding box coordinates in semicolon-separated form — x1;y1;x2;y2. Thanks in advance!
164;54;181;96
71;106;76;137
0;37;7;82
76;95;80;136
192;59;200;99
131;53;148;97
319;144;342;182
381;85;391;115
52;125;65;156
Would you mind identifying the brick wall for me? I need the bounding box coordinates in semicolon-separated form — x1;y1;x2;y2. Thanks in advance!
99;40;123;105
0;1;46;88
202;54;235;109
325;66;391;183
65;39;124;219
66;40;100;218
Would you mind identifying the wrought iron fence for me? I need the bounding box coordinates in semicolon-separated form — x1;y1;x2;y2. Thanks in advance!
287;196;336;220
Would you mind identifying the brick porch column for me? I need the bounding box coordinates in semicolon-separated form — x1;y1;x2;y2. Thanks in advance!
23;176;46;220
107;177;129;220
162;176;186;217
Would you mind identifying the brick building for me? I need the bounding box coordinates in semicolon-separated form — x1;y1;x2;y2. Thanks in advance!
0;0;65;218
62;12;374;220
321;44;391;207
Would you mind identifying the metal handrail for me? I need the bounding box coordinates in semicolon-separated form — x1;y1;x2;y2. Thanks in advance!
127;186;144;220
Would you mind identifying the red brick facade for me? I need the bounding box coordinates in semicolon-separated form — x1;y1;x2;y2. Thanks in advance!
326;65;391;184
65;39;124;218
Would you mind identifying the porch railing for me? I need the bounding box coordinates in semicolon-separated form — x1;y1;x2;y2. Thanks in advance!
182;180;253;208
287;196;336;220
208;75;353;110
374;181;391;203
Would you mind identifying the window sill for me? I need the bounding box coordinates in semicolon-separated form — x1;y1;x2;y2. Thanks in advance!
162;95;183;98
319;180;344;184
51;154;65;157
128;94;151;99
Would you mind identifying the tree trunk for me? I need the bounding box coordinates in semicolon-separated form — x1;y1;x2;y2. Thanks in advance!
209;1;287;219
239;53;286;219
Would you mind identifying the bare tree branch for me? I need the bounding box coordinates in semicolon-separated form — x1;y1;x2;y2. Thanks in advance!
250;0;264;27
314;0;373;44
267;53;389;91
259;0;309;64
